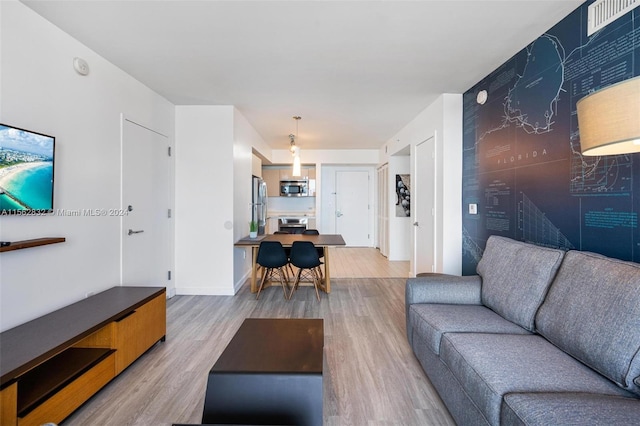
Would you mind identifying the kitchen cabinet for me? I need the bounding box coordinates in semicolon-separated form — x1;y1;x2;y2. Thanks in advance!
279;169;291;180
262;166;316;197
280;166;316;180
280;168;308;180
262;168;280;197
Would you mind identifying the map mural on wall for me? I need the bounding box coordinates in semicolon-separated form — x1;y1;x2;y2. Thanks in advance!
462;1;640;274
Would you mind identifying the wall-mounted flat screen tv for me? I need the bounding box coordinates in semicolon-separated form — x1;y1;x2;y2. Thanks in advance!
0;123;55;214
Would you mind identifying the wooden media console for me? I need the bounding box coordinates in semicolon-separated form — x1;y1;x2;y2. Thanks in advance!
0;286;166;426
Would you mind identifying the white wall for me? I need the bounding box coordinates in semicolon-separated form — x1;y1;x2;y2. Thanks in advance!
268;196;316;214
388;154;411;260
233;108;270;291
381;94;462;275
174;106;269;295
174;106;235;295
0;1;175;331
251;154;262;178
441;95;463;274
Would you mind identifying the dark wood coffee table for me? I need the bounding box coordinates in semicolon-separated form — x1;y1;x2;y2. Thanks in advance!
202;318;324;426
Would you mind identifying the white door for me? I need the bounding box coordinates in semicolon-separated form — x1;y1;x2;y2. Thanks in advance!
413;137;436;275
377;164;389;257
122;118;171;287
336;170;370;246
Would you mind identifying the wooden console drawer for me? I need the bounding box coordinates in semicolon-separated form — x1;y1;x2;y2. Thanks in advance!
18;351;115;426
1;286;166;426
114;292;166;374
1;382;18;426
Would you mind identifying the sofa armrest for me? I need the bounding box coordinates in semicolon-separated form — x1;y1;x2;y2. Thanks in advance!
405;273;482;344
405;273;482;306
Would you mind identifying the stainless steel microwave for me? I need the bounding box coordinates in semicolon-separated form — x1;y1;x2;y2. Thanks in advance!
280;180;308;196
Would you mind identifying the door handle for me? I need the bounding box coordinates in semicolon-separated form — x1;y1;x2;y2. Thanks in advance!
336;211;343;217
413;222;419;226
128;229;144;235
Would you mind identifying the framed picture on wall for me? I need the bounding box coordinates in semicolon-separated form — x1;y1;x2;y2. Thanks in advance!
396;174;410;217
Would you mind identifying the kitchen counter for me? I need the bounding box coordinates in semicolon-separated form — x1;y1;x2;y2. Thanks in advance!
268;215;316;219
267;211;316;219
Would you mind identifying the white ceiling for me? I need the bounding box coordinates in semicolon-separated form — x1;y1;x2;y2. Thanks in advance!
22;0;584;150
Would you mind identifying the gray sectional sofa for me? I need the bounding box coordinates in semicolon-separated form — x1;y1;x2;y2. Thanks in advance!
405;236;640;425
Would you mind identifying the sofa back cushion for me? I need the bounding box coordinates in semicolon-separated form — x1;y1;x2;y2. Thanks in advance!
477;236;565;331
536;250;640;396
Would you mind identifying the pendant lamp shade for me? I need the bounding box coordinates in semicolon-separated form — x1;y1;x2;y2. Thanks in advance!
290;116;302;176
292;153;301;176
576;76;640;156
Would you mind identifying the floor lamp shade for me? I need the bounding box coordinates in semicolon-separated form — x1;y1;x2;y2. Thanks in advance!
576;76;640;156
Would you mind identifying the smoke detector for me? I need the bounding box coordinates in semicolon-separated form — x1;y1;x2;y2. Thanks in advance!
476;90;488;105
73;57;89;76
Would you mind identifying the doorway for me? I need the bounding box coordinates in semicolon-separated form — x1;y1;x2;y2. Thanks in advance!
413;136;436;275
121;117;172;290
336;170;370;246
376;164;389;257
320;165;374;247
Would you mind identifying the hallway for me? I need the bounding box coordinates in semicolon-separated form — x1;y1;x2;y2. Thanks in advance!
329;247;410;278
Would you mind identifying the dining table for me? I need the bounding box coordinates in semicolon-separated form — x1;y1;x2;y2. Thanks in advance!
234;233;346;294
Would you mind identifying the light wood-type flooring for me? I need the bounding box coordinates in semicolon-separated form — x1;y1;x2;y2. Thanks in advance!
63;248;454;425
329;247;411;278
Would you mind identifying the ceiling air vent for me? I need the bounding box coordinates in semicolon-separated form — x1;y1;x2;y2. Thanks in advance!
587;0;639;36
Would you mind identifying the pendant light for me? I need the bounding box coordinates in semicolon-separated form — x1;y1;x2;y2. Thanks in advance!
577;76;640;156
290;116;302;176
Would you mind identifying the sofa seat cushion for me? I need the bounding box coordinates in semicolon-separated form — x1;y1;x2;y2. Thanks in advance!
536;250;640;396
476;236;565;332
409;304;531;355
440;333;630;426
501;392;640;425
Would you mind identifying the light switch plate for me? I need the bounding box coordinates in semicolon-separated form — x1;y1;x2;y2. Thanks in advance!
469;203;478;215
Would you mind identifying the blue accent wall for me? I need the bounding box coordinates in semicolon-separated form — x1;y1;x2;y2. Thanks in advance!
462;0;640;274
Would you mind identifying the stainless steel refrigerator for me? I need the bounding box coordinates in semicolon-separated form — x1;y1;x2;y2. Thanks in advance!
251;176;268;235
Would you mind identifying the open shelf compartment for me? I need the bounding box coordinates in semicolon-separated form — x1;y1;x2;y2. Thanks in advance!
17;347;115;417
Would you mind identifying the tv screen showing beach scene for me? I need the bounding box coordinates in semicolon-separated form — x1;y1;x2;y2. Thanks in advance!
0;124;55;214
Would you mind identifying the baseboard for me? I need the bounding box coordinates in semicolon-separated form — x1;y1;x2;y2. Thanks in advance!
234;270;251;294
175;287;236;296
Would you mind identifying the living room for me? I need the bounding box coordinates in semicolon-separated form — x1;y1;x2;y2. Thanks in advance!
2;0;640;424
2;0;596;330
